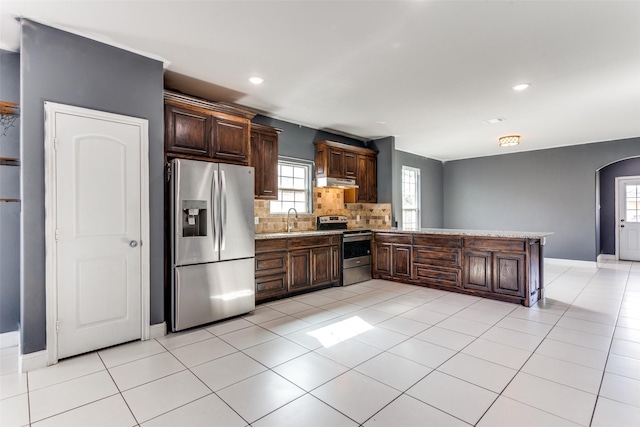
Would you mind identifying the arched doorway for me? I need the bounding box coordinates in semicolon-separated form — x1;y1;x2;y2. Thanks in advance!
597;157;640;260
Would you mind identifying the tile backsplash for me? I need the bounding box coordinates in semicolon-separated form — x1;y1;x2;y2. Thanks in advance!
254;187;392;234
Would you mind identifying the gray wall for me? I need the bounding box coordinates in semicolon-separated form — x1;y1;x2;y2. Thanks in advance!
369;136;395;208
443;137;640;261
0;50;20;333
20;21;164;354
252;115;366;161
599;157;640;255
395;150;444;228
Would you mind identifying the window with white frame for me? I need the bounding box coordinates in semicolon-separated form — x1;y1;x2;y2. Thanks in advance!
402;166;420;229
270;158;313;213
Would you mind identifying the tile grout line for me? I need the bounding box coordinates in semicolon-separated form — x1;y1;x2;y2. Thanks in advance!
97;345;141;427
587;261;633;427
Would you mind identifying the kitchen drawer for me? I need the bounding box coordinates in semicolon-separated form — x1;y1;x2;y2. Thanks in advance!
413;246;461;267
255;251;287;276
464;237;525;252
289;235;333;248
256;238;288;253
412;264;461;288
413;235;461;248
255;274;287;301
374;233;412;245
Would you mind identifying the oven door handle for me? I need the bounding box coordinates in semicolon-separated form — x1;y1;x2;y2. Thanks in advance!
343;233;372;243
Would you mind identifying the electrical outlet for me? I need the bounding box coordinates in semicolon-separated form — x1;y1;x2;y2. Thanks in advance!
384;215;389;222
356;215;360;222
254;217;259;225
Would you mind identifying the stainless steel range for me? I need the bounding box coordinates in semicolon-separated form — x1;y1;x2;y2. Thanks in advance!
316;216;372;286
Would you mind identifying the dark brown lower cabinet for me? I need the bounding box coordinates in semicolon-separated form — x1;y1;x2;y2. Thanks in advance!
463;250;492;292
392;245;412;278
493;252;526;297
255;235;341;303
311;246;332;286
331;246;341;283
372;234;412;280
463;236;528;298
373;243;411;279
255;275;287;300
373;243;392;276
289;250;312;292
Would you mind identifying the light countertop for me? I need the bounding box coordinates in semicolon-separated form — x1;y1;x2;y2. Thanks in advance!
255;228;553;240
370;228;554;239
255;230;344;239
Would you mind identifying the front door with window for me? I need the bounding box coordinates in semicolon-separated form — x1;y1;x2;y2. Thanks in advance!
619;177;640;261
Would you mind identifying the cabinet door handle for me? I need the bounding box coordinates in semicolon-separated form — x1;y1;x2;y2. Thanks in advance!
263;190;273;193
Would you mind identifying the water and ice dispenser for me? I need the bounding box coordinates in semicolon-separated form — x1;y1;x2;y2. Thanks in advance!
182;200;207;237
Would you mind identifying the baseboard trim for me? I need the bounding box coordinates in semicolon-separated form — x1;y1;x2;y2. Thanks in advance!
597;254;617;262
149;322;166;339
545;258;598;268
0;331;19;349
19;349;48;373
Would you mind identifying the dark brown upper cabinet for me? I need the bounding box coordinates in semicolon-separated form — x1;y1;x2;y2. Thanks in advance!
250;123;280;200
164;104;212;157
314;140;378;203
164;91;254;165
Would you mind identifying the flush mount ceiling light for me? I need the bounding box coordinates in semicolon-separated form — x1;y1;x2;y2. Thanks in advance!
499;135;520;147
248;76;264;85
512;83;530;91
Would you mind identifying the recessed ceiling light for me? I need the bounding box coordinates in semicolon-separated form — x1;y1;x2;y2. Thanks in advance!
499;135;520;147
249;76;264;85
375;121;387;125
483;117;506;125
512;83;530;91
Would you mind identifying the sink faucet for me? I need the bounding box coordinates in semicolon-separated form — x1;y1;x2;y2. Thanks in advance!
287;208;298;233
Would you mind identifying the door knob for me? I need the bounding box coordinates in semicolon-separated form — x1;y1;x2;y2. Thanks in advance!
621;225;625;228
129;240;139;248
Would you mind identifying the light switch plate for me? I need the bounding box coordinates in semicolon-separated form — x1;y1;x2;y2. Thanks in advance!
356;215;360;221
384;215;389;222
254;217;259;225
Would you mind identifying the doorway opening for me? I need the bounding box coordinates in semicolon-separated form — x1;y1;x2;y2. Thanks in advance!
597;157;640;261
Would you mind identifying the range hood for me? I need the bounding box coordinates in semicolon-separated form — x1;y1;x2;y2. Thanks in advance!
316;177;359;189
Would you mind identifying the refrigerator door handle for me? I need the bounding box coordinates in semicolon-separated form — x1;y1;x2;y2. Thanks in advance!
221;170;227;251
173;160;181;260
212;169;219;253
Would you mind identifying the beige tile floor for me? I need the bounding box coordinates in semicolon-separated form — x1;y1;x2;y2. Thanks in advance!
1;260;639;426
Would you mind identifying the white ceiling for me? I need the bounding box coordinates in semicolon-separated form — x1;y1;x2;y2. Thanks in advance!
2;1;639;161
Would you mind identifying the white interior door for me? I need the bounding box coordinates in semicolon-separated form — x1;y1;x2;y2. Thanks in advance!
47;104;149;360
619;177;640;262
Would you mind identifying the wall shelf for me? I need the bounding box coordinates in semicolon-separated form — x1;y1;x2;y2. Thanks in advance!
0;100;19;137
0;157;20;166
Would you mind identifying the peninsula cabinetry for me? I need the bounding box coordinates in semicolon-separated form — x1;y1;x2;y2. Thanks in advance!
255;234;341;303
314;140;378;203
373;231;545;306
250;123;279;199
164;91;254;165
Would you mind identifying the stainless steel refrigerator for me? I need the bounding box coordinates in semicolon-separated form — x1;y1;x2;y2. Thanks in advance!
170;158;255;332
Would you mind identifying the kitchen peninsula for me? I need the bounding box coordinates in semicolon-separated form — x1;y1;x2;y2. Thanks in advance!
372;229;553;307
